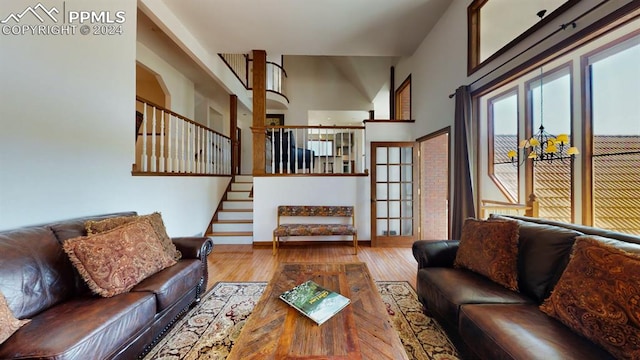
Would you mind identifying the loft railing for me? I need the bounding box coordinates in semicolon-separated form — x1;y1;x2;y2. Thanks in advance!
265;126;366;175
265;61;288;102
219;53;288;101
134;97;231;175
219;53;249;88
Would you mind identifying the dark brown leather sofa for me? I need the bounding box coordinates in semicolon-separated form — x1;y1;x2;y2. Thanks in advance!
0;212;213;360
413;214;640;360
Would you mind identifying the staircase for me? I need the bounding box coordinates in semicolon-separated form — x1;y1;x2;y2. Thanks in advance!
206;175;253;244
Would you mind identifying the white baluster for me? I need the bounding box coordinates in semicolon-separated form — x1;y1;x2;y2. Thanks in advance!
142;104;148;172
166;115;172;172
159;111;165;172
150;109;157;172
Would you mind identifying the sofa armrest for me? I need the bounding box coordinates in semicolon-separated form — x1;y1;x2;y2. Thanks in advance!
412;240;460;269
172;236;213;302
172;236;213;260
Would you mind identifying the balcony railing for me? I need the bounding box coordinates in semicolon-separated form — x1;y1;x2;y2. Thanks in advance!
265;126;366;175
219;53;288;101
134;97;231;175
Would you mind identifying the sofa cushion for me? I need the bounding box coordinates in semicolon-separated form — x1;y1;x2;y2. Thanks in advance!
132;259;202;311
0;292;156;360
63;219;176;297
0;226;77;318
50;211;138;242
416;268;531;330
492;215;582;303
454;218;520;291
0;291;29;345
459;304;614;360
540;236;640;359
85;212;182;261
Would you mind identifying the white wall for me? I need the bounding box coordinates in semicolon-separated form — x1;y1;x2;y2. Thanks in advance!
0;0;229;236
137;42;195;118
284;56;373;125
253;177;369;241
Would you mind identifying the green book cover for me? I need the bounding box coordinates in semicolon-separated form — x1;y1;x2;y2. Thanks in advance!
279;280;350;325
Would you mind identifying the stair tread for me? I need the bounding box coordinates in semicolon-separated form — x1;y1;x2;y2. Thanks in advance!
214;220;253;224
223;199;253;202
218;209;253;212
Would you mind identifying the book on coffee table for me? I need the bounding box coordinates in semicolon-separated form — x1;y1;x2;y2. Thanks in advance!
279;280;350;325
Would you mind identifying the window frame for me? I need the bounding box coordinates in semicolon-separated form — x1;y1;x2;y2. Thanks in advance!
395;75;411;120
467;0;579;75
487;86;520;203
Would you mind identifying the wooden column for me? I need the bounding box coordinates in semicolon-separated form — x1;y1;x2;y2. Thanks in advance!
252;50;267;175
230;94;238;175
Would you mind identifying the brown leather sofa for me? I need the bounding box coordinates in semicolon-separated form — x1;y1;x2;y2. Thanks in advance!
0;212;213;360
413;214;640;360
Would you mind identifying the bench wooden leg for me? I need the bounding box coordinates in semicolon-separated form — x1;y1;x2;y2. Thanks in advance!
353;235;357;255
273;234;277;255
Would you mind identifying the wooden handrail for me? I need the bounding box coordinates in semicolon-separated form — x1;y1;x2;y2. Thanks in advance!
136;96;228;139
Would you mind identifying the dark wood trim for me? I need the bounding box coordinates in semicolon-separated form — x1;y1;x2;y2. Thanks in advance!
131;172;232;177
390;66;395;120
468;0;581;75
266;89;290;103
256;173;369;177
230;94;238;175
395;75;412;120
363;119;415;123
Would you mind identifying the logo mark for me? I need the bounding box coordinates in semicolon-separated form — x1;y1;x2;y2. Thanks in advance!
1;2;59;24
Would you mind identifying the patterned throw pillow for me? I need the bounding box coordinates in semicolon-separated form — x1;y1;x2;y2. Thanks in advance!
540;236;640;359
64;219;176;297
85;212;181;261
454;218;520;291
0;291;29;344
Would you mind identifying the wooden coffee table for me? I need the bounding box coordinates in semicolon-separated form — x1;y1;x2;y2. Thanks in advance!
227;262;409;360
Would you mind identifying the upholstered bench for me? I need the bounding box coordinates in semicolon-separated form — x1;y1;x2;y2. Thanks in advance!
273;205;357;255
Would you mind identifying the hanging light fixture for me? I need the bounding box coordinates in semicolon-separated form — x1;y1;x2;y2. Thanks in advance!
508;66;579;165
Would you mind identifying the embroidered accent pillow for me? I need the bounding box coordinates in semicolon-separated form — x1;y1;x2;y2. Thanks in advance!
85;212;181;261
540;236;640;359
0;291;29;344
454;218;520;291
65;218;176;297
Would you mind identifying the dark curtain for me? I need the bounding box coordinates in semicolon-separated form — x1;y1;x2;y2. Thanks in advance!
451;86;476;239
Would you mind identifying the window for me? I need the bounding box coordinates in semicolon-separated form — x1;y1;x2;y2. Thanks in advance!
488;89;519;201
395;76;411;120
529;67;573;223
468;0;575;73
587;34;640;234
477;14;640;235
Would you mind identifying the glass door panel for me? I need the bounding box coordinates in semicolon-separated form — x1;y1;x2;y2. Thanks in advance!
371;142;417;246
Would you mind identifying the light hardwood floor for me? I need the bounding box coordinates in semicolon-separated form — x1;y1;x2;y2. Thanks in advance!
205;244;418;291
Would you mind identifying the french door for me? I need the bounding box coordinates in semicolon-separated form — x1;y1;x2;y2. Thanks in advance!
370;142;417;247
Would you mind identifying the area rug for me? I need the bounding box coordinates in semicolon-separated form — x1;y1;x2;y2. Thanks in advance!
144;281;460;360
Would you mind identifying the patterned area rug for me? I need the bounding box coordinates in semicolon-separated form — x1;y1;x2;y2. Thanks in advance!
144;281;459;360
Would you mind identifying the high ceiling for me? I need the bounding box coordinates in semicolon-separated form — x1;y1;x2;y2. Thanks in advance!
159;0;453;57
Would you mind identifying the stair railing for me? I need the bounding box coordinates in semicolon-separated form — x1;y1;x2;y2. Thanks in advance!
134;96;231;176
265;125;366;175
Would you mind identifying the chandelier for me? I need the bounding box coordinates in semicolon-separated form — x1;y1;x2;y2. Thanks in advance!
508;67;579;165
